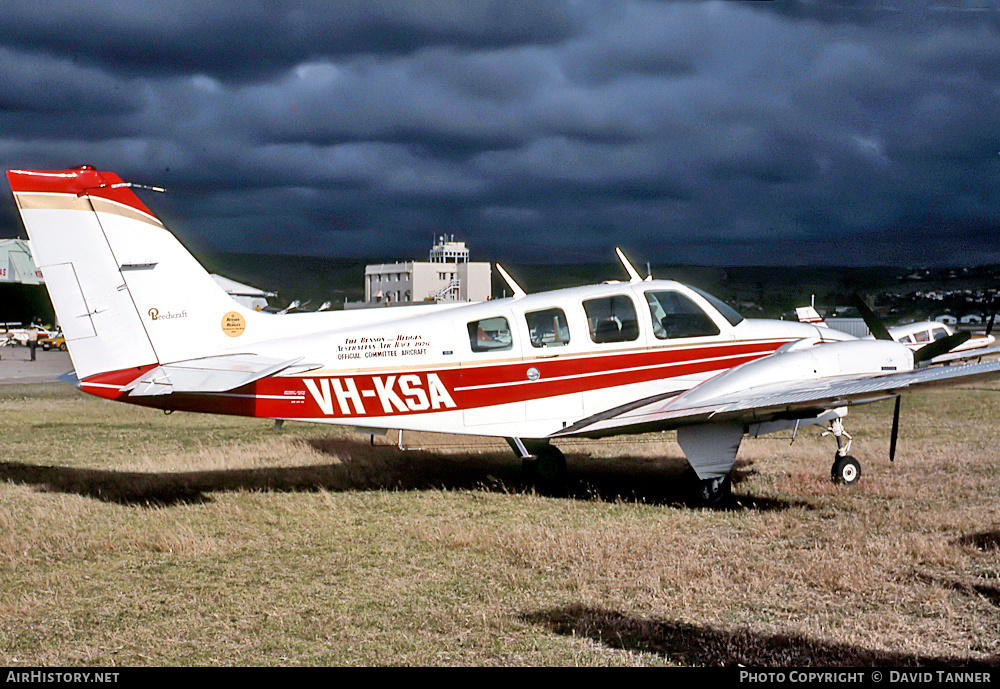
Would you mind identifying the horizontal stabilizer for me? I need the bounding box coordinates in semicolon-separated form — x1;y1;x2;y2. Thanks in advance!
124;354;314;397
57;369;80;385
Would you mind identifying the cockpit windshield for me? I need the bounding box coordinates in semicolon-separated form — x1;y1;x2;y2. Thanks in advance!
689;286;744;326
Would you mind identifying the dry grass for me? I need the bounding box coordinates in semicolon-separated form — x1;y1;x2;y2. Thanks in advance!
0;383;998;666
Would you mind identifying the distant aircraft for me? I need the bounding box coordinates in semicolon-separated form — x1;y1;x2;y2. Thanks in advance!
795;304;999;365
9;166;1000;504
1;323;58;347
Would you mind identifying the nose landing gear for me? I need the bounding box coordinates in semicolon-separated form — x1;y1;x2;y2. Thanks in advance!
831;455;861;484
824;417;861;485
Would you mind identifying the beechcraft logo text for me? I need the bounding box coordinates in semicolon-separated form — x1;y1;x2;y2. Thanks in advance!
148;307;188;321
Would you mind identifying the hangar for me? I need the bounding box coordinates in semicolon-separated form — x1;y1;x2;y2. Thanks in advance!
0;238;53;325
0;237;275;324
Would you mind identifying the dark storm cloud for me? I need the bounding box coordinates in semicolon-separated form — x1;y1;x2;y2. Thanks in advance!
1;0;998;265
1;0;584;82
0;48;142;117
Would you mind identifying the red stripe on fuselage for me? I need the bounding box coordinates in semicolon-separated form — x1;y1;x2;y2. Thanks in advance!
79;365;158;399
78;339;791;421
459;340;778;394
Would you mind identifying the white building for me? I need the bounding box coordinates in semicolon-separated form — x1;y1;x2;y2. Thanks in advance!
823;317;870;338
363;236;491;305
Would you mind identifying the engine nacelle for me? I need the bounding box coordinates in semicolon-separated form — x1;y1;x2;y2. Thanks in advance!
679;339;914;407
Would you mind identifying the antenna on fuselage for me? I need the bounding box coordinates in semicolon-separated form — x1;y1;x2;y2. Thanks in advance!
616;247;642;283
496;264;526;297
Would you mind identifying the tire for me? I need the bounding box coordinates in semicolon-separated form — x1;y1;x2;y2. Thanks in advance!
531;445;567;495
697;475;731;506
831;456;861;485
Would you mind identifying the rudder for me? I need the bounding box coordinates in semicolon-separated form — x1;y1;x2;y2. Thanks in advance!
7;166;261;381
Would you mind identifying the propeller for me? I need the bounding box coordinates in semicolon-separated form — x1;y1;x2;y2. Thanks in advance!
851;292;971;463
912;330;971;365
852;292;971;364
851;293;893;341
889;396;901;462
885;329;971;463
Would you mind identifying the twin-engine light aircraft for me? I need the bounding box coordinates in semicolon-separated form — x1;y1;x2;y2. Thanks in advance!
9;167;1000;504
796;304;1000;365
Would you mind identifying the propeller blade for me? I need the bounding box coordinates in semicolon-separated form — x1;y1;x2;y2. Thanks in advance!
987;304;997;337
913;330;972;365
889;395;901;462
851;293;893;341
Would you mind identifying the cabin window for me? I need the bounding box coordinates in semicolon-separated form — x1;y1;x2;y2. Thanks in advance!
914;329;930;343
644;290;721;339
583;295;639;343
899;335;913;344
468;316;513;352
932;328;949;341
525;308;570;348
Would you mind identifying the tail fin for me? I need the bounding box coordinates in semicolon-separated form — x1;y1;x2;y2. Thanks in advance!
7;167;260;380
795;305;827;327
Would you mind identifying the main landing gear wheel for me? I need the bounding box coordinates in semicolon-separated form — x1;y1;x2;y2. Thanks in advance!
697;475;731;506
524;445;567;494
831;455;861;485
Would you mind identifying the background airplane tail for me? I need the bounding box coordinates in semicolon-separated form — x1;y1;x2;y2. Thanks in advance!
7;167;261;380
795;305;827;327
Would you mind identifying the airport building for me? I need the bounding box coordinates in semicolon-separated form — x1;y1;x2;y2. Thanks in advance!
362;236;491;306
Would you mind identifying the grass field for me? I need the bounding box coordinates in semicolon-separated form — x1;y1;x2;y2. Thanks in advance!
1;382;999;666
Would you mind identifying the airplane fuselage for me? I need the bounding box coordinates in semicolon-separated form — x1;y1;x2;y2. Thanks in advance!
80;279;838;440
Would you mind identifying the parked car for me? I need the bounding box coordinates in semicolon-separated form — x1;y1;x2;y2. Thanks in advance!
40;332;67;351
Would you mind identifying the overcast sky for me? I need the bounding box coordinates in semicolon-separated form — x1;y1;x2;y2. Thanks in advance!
2;0;999;266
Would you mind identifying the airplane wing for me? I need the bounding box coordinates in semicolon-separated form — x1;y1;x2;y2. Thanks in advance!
122;354;319;397
554;358;1000;438
923;344;1000;365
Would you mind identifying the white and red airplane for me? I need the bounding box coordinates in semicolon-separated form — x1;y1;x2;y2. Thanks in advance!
1;323;59;347
9;166;1000;503
796;303;999;364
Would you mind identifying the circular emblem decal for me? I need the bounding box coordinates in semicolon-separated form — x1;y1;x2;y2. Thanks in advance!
221;311;246;337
